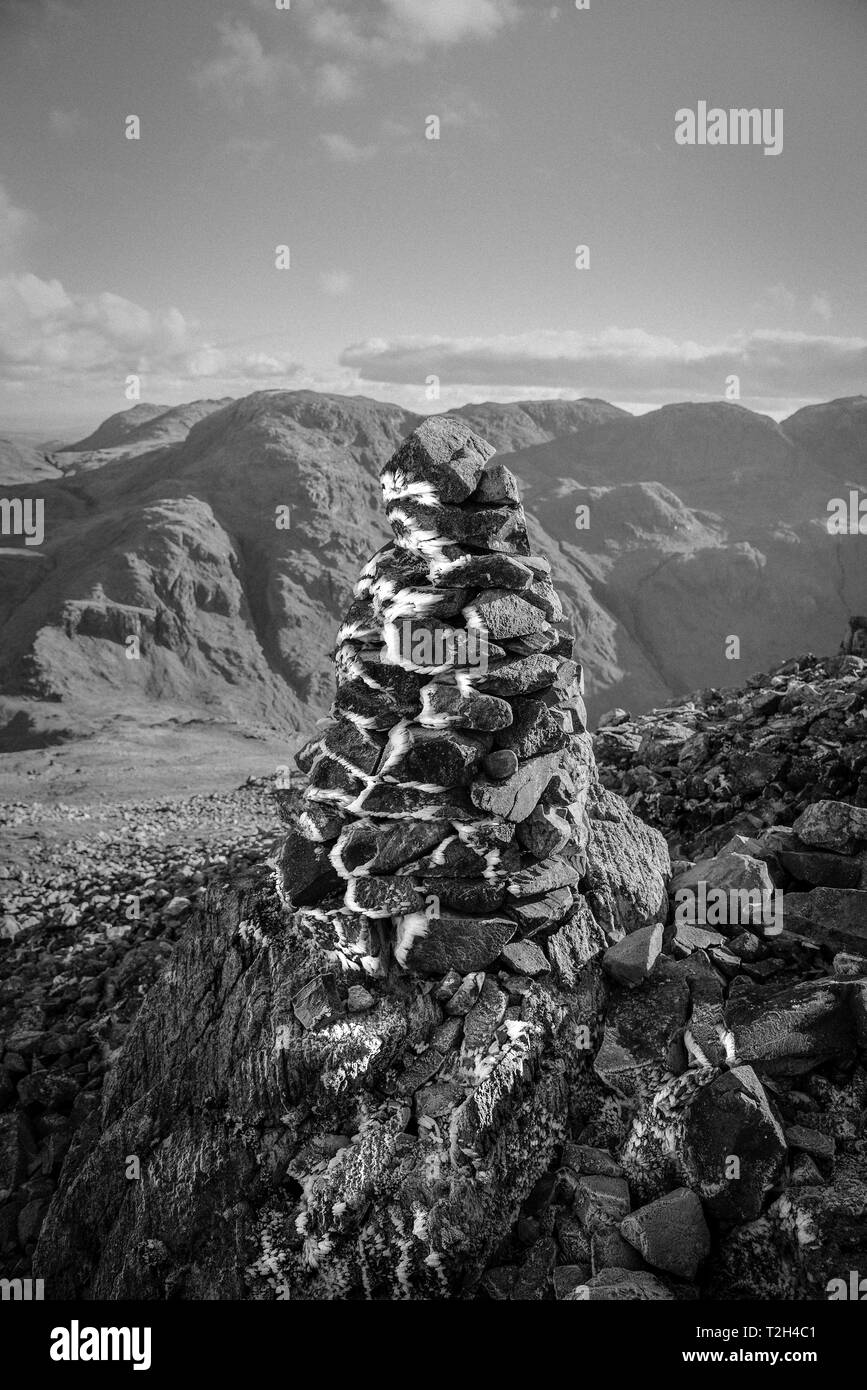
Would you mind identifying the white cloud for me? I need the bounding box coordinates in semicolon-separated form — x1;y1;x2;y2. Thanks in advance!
0;185;306;404
339;327;867;405
192;20;293;108
306;0;519;67
183;346;302;382
752;285;836;327
48;107;85;138
0;270;307;395
0;272;188;375
320;131;378;162
381;0;518;44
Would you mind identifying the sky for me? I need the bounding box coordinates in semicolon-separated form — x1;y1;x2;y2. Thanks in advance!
0;0;864;433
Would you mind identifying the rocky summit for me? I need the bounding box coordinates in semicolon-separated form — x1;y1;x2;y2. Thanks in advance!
595;643;867;859
18;422;867;1302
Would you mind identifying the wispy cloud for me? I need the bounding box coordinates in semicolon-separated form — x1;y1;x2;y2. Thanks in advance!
339;327;867;405
752;284;834;326
303;0;520;92
192;19;294;109
320;131;378;163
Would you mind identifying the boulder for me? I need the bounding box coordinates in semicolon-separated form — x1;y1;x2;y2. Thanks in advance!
603;923;663;987
620;1188;711;1280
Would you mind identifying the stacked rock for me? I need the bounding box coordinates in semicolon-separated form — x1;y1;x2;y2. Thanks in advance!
277;415;595;980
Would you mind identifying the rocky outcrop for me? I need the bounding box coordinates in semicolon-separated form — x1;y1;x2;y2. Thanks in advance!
591;666;867;1300
595;648;867;859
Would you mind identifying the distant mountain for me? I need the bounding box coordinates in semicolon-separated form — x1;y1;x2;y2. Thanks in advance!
60;402;173;452
0;389;865;760
60;399;232;458
781;395;867;483
452;397;628;452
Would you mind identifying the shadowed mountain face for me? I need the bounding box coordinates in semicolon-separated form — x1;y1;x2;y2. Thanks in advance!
0;390;865;761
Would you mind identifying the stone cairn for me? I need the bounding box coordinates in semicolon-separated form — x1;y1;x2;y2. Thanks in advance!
33;417;673;1301
277;414;594;992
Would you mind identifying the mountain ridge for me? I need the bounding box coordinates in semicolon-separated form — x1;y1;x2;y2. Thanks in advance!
1;390;864;786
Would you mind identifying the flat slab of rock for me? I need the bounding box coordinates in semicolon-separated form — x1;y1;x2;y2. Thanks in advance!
794;800;867;850
793;801;867;854
275;829;341;907
506;856;582;900
591;1227;647;1274
545;901;607;989
397;913;515;976
784;888;867;954
784;1124;835;1161
507;886;574;934
495;697;570;760
466;589;548;640
671;921;727;956
594;976;689;1099
420;682;513;731
292;973;343;1031
574;1175;631;1231
778;849;861;889
672;851;775;931
603;923;663;987
470;751;561;822
437;553;533;591
477;654;561;697
499;940;549;976
621;1188;711;1280
725;978;855;1073
562;1143;623;1178
584;787;670;936
680;1065;787;1221
462;977;508;1053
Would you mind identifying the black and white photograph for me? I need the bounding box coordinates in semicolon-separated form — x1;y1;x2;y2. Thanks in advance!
0;0;866;1356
